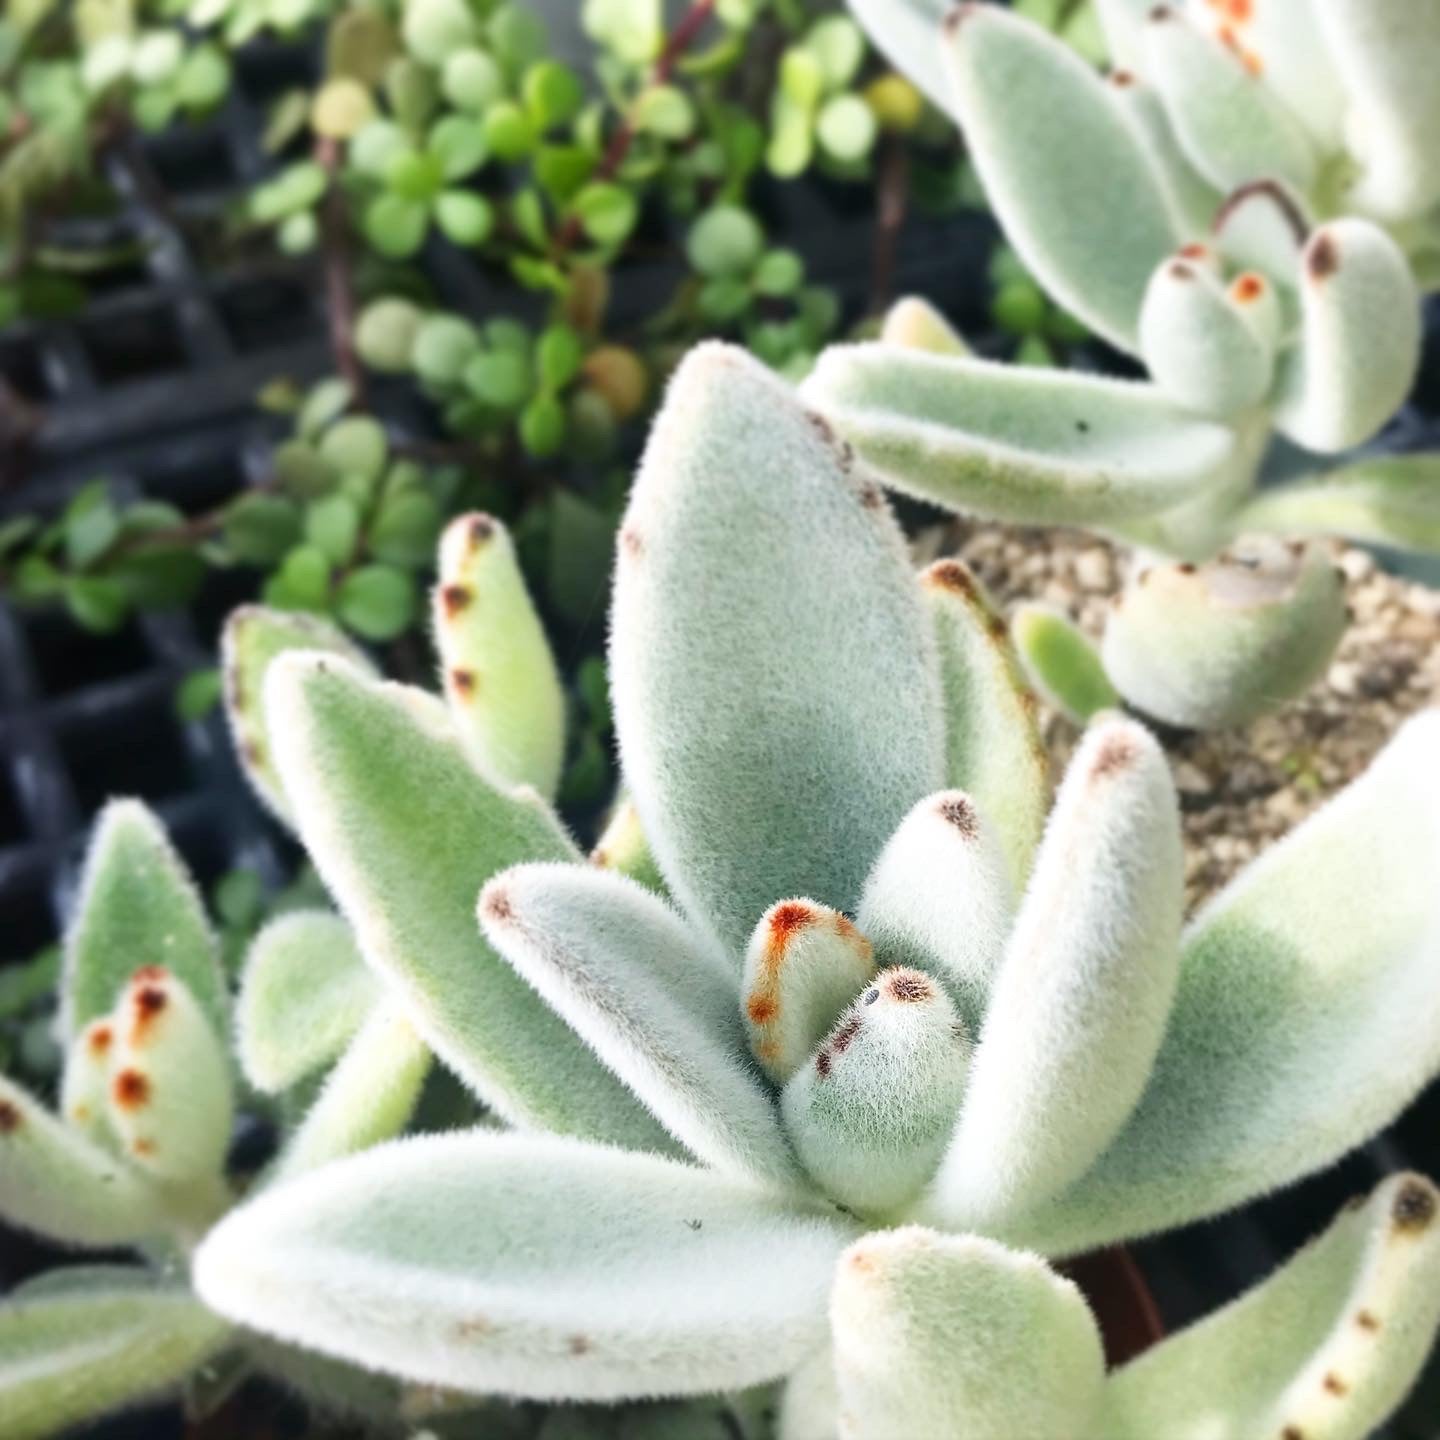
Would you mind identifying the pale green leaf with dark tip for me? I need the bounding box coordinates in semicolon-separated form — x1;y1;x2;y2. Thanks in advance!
804;347;1243;530
919;558;1049;889
1237;453;1440;554
194;1132;860;1401
1272;220;1421;454
1011;604;1118;723
929;718;1181;1231
781;969;971;1217
0;1074;163;1247
831;1227;1105;1440
941;3;1176;351
62;800;226;1043
273;1005;431;1179
479;863;797;1187
742;899;876;1086
221;605;374;826
1143;7;1317;195
1138;256;1275;418
1314;0;1440;220
1102;1174;1440;1440
0;1273;230;1440
264;652;674;1152
433;513;566;799
878;296;970;356
856;792;1013;1033
1101;540;1347;729
236;911;381;1094
611;343;944;956
1004;710;1440;1255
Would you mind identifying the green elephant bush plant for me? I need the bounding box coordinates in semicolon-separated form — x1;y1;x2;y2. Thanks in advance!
809;0;1440;730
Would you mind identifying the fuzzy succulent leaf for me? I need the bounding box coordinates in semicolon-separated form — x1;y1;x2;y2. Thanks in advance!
1004;710;1440;1255
60;1018;119;1147
928;718;1182;1231
781;969;972;1216
479;863;798;1187
591;796;668;896
0;1271;230;1440
264;652;674;1152
877;296;970;355
62;800;225;1043
941;3;1176;351
742;899;877;1086
103;967;234;1185
1011;604;1118;723
273;1004;431;1179
1142;6;1317;195
1313;0;1440;220
1102;1173;1440;1440
919;559;1049;889
611;343;944;956
1138;255;1276;417
1271;220;1421;454
1237;453;1440;553
0;1075;162;1246
1093;0;1156;72
434;513;567;800
830;1227;1105;1439
195;1132;859;1401
1101;540;1347;729
235;911;380;1094
856;792;1013;1033
804;348;1243;529
1211;179;1312;282
1107;73;1224;236
222;605;375;826
778;1348;840;1440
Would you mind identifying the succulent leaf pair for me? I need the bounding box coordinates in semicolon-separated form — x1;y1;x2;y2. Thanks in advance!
179;345;1440;1433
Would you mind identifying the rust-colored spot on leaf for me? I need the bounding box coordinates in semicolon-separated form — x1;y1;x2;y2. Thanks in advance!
1356;1309;1381;1332
482;887;514;925
132;1138;156;1157
832;1016;862;1054
1091;730;1140;779
1148;4;1172;19
857;479;881;507
936;794;979;838
1179;242;1209;260
847;1247;878;1274
1178;562;1197;575
1110;68;1135;87
1308;232;1340;280
0;1099;20;1133
620;527;644;559
440;584;472;617
468;515;495;550
113;1069;150;1110
885;970;935;1004
1168;261;1195;282
133;985;168;1030
568;1335;591;1356
88;1024;114;1056
1322;1373;1349;1397
131;965;167;985
746;993;779;1025
1281;1428;1304;1440
451;668;477;698
1231;273;1265;304
815;1049;833;1079
925;559;977;599
768;901;815;952
1392;1178;1437;1233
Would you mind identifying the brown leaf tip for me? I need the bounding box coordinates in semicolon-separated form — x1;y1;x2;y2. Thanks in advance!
1091;728;1142;779
1392;1178;1437;1233
440;584;472;617
134;985;168;1024
113;1069;151;1110
88;1024;114;1056
831;1016;863;1054
1110;68;1136;87
746;993;779;1025
0;1099;20;1133
482;887;515;925
1307;232;1340;280
885;969;935;1004
1169;261;1196;282
451;668;477;697
1322;1372;1349;1396
936;794;979;839
1356;1309;1381;1332
768;901;816;951
925;558;978;599
1281;1428;1304;1440
468;515;496;549
815;1049;833;1078
568;1335;592;1356
1149;5;1173;20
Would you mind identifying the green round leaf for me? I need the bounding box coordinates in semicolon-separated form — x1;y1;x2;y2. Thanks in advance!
522;59;583;130
519;392;566;456
442;48;504;112
224;493;302;565
402;0;476;66
428;115;490;181
482;100;536;163
305;494;361;565
319;415;388;483
363;192;429;258
434;190;494;246
64;574;128;633
815;93;877;163
336;563;415;640
536;323;583;389
413;313;481;384
572;181;638;246
264;544;332;612
464;350;533;409
687;205;763;279
355;297;424;373
368;490;442;568
753;248;804;298
634;83;694;140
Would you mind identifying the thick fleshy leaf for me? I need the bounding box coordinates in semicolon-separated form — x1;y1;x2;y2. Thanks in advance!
0;1075;161;1246
856;792;1014;1033
1211;178;1313;282
60;1018;119;1147
1102;1174;1440;1440
1012;604;1118;723
929;718;1182;1231
1101;539;1347;729
877;296;970;355
941;3;1176;350
1005;710;1440;1255
781;969;971;1217
742;899;876;1085
479;863;798;1187
830;1227;1105;1440
235;910;380;1094
221;605;374;825
845;0;950;114
1094;0;1156;72
611;343;944;955
1314;0;1440;220
62;800;225;1043
805;347;1242;530
0;1272;229;1440
778;1347;839;1440
273;1005;431;1179
1139;254;1276;417
195;1132;858;1401
1237;453;1440;553
103;967;233;1185
265;652;673;1152
920;558;1049;889
1272;220;1421;453
1107;72;1224;235
434;512;566;799
1144;6;1317;195
590;794;668;897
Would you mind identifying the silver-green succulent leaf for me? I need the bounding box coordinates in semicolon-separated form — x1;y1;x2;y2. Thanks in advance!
1011;603;1119;723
